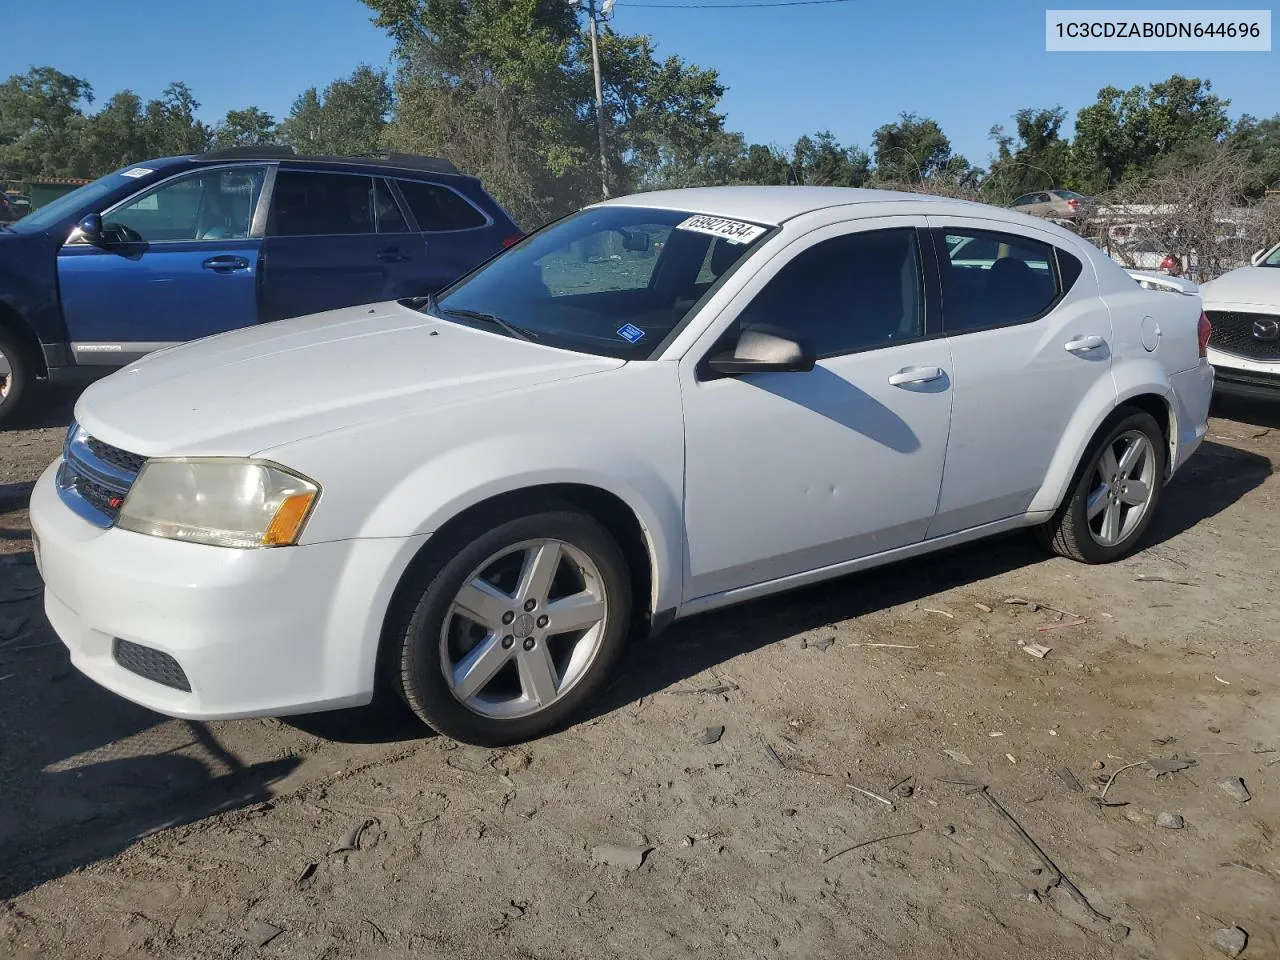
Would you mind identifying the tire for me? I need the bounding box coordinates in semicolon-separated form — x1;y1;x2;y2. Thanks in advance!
385;505;632;746
1039;409;1167;564
0;329;31;426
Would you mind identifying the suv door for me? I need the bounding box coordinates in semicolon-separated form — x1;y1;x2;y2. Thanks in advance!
56;165;268;365
395;178;497;294
679;219;954;601
260;170;414;322
924;218;1114;536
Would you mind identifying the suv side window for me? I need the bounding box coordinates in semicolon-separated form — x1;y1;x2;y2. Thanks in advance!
268;171;377;237
936;227;1061;333
102;166;266;243
374;179;410;233
729;227;924;357
397;180;487;231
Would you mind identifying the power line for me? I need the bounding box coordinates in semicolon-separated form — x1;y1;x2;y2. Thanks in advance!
619;0;855;8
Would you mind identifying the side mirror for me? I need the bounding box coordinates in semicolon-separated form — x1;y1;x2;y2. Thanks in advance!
76;213;104;244
706;324;816;375
620;229;651;253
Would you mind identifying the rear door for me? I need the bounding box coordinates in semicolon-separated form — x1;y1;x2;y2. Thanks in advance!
395;178;501;294
924;217;1115;536
260;170;407;322
57;165;267;365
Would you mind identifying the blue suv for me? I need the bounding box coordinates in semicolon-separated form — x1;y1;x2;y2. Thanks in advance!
0;147;522;423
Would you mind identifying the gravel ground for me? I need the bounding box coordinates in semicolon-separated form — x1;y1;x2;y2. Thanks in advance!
1;387;1278;960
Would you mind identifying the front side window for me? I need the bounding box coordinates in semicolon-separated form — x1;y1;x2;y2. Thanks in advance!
397;180;487;231
375;179;410;233
268;171;376;236
937;228;1061;332
432;206;771;359
102;166;266;243
729;228;924;357
1263;245;1280;267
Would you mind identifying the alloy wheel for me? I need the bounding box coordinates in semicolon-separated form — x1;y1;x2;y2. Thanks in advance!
1086;429;1157;547
439;538;609;719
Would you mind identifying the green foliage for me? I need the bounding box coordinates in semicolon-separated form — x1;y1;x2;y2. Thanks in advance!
982;107;1070;203
278;65;391;156
0;67;94;178
871;113;960;183
212;107;277;149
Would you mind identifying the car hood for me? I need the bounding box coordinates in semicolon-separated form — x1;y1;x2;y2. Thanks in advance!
75;301;624;457
1200;266;1280;308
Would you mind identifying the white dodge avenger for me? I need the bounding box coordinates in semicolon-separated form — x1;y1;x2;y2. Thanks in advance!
29;187;1215;745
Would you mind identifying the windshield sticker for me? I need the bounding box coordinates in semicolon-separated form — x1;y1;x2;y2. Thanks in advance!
120;167;153;179
617;323;646;344
676;214;767;245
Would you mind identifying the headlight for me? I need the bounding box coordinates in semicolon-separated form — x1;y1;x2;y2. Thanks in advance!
117;458;319;549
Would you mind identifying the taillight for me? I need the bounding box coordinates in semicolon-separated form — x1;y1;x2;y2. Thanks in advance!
1160;254;1178;274
1198;311;1212;358
1066;198;1080;208
501;234;524;248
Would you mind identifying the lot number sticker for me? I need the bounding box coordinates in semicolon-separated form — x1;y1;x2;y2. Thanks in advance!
120;167;154;178
676;215;767;245
617;323;646;343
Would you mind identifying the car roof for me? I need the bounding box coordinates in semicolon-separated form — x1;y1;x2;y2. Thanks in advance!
597;185;1074;233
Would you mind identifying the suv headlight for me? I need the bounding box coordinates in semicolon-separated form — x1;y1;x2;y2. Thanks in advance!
117;458;319;548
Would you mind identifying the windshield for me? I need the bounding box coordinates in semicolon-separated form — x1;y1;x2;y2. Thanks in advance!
1264;245;1280;267
7;167;142;233
1055;190;1087;200
431;205;773;359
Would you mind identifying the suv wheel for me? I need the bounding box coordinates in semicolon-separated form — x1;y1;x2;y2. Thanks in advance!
386;506;632;746
0;330;31;425
1039;409;1166;563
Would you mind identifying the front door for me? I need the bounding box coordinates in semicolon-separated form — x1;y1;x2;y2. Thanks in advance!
680;219;955;601
57;165;267;365
924;217;1116;536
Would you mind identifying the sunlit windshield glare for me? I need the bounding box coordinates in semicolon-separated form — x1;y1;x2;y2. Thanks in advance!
432;206;771;359
9;169;134;233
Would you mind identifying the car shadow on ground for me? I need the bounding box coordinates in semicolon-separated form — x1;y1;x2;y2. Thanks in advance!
584;438;1272;722
0;546;302;899
0;382;81;433
1211;394;1280;430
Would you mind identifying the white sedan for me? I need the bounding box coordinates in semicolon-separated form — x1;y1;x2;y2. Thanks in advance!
1200;241;1280;400
29;187;1215;745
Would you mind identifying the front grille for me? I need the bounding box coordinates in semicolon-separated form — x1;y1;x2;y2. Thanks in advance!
113;638;191;692
1206;310;1280;362
86;436;146;475
55;424;145;528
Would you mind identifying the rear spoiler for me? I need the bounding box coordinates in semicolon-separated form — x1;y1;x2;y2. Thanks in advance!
1127;270;1200;296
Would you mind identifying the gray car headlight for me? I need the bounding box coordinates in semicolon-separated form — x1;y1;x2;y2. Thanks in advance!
116;458;320;548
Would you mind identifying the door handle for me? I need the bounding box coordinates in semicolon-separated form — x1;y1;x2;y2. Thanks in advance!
1064;335;1105;353
376;247;409;263
887;365;945;387
202;255;249;272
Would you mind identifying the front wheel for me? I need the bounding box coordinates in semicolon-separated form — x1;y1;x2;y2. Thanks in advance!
1039;410;1167;564
385;507;632;746
0;330;31;426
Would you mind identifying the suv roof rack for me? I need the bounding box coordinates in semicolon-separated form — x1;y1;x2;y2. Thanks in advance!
196;146;462;176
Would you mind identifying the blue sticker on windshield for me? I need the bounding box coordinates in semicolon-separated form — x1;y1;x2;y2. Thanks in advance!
617;323;646;344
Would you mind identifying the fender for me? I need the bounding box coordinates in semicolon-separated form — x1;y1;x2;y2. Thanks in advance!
355;432;684;619
1028;357;1174;515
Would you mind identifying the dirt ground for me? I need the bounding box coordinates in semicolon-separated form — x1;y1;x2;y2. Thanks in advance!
1;385;1278;960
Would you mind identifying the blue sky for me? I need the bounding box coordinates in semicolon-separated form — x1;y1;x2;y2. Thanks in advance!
10;0;1277;166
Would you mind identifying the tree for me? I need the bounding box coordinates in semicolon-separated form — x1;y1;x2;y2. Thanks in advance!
212;107;277;149
1226;113;1280;198
1068;75;1230;191
142;82;211;156
279;65;391;156
0;66;94;178
983;107;1070;203
871;113;966;183
791;131;870;187
81;90;149;173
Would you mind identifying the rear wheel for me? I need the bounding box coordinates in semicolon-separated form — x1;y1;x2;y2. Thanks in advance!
1039;409;1166;563
386;507;632;746
0;329;31;426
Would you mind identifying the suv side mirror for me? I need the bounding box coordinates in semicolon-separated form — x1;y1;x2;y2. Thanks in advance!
706;324;816;375
76;213;104;244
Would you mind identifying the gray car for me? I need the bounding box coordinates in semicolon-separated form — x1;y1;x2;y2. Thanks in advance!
1011;189;1092;219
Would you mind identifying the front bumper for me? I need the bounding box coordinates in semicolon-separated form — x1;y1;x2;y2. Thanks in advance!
1206;347;1280;400
29;459;426;720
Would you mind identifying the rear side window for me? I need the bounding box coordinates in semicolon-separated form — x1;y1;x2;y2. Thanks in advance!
937;228;1061;333
1058;249;1084;291
397;180;487;231
268;172;376;237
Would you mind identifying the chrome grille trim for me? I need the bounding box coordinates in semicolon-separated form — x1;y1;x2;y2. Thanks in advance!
55;424;145;528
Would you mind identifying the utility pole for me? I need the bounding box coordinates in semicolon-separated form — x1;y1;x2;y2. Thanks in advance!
571;0;613;199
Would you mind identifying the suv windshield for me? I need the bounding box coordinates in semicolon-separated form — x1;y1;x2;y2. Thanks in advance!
7;167;143;233
430;205;772;359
